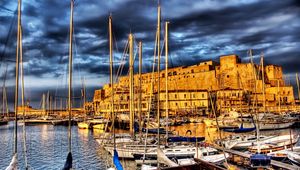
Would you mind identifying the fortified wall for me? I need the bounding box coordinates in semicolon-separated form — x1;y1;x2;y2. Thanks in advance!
92;55;294;117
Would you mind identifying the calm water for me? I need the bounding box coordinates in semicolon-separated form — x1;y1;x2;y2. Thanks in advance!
0;122;107;170
0;122;299;170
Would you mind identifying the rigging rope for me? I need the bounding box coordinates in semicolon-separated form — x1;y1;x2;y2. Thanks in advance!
0;8;17;66
142;28;158;163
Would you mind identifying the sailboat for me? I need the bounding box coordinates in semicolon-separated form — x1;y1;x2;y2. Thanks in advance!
249;52;271;168
6;0;22;169
222;121;256;133
1;66;9;126
77;78;91;129
62;0;74;169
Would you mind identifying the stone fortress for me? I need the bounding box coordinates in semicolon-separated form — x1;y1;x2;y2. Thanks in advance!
90;54;295;117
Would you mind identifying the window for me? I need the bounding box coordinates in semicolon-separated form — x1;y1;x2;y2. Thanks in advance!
227;75;229;78
202;94;205;98
191;69;194;73
184;94;187;98
185;103;187;107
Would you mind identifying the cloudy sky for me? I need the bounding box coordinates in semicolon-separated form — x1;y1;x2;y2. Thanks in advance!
0;0;300;109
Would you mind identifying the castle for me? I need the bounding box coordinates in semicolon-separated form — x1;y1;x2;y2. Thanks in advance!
90;54;294;117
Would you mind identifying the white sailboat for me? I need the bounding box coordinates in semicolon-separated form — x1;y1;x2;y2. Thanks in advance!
134;145;228;165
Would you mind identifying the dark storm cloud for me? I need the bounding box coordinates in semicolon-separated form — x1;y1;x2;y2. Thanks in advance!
1;0;300;107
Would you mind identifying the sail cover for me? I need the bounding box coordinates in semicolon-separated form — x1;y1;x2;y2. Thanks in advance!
167;136;205;142
5;154;17;170
113;149;124;170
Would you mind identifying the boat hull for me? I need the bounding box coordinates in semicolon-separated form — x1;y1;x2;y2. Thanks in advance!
78;122;90;129
93;123;105;130
0;120;8;125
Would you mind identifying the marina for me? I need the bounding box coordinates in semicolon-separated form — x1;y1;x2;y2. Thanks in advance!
1;122;300;169
1;0;300;170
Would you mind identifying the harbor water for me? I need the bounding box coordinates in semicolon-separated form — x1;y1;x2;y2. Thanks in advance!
0;122;299;170
0;122;107;170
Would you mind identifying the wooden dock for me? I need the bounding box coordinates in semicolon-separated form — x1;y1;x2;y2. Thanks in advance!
214;145;298;170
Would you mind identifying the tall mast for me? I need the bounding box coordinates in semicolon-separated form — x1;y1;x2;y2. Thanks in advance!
296;73;300;103
83;77;86;116
156;3;161;149
250;49;260;153
14;0;21;154
108;15;116;148
138;41;142;139
42;93;46;115
277;80;281;113
261;53;266;113
47;91;49;117
68;0;74;154
2;65;8;117
4;86;8;117
129;33;134;136
165;21;169;141
20;25;29;169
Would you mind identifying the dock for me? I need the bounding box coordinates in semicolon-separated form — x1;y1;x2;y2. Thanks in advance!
214;145;298;170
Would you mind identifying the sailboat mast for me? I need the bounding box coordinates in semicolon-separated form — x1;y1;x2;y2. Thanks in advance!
2;66;8;117
68;0;74;153
108;15;116;148
277;80;281;113
42;93;46;115
14;0;21;154
129;33;134;136
20;25;29;169
250;49;261;153
138;41;142;138
156;4;161;148
83;77;86;116
165;21;169;141
47;91;49;117
296;73;300;103
261;54;266;113
2;86;4;116
2;69;6;116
